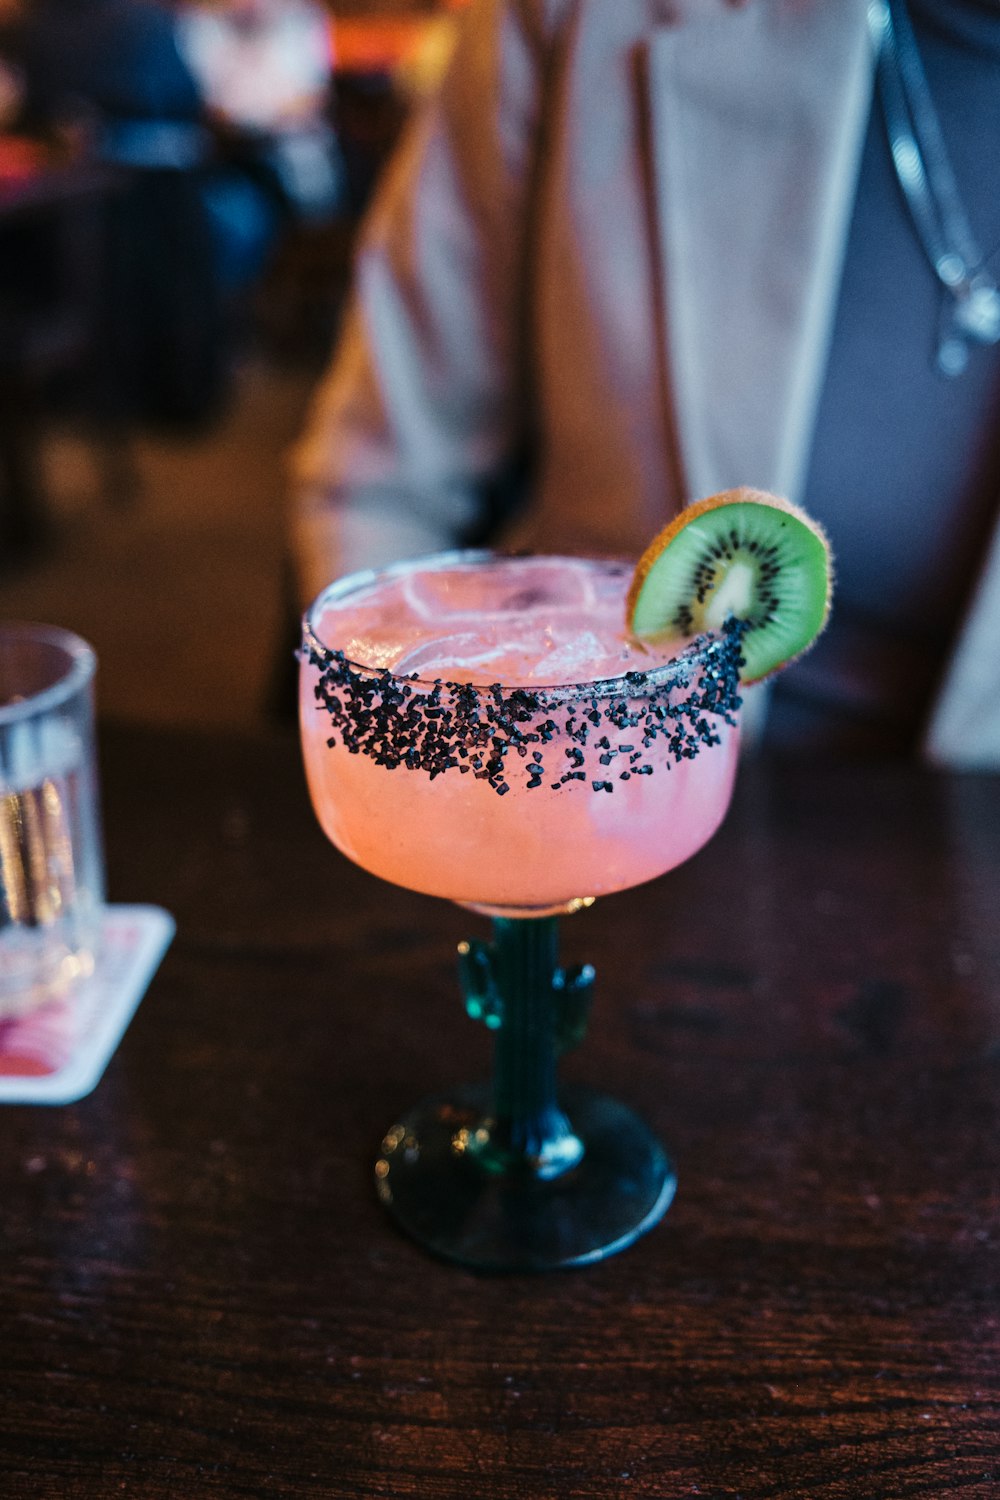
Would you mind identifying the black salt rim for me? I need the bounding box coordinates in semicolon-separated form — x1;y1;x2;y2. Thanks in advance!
301;552;744;795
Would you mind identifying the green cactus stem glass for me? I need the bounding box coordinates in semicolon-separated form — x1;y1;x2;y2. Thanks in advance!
375;915;675;1271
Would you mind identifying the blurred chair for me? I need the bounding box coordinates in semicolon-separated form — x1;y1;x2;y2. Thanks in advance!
0;154;134;552
95;119;232;430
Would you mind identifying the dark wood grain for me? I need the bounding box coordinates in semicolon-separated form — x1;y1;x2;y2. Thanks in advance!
1;724;997;1498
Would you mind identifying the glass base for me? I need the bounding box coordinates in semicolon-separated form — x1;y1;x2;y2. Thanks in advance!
376;1083;676;1271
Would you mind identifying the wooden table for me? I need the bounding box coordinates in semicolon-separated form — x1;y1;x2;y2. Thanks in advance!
1;723;997;1498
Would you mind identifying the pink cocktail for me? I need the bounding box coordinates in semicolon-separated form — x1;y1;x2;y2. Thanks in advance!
300;553;741;917
299;551;744;1270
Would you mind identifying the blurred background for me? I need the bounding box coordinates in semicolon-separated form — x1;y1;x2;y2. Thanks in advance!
0;0;466;731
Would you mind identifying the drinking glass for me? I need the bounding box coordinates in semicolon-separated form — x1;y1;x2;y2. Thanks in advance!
0;624;104;1017
299;553;742;1269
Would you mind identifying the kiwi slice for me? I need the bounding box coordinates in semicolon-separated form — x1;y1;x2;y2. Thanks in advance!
627;487;832;682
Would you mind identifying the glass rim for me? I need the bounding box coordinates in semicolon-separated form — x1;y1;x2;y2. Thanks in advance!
301;549;734;702
0;622;97;727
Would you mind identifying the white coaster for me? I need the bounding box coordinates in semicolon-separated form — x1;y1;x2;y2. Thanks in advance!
0;905;175;1105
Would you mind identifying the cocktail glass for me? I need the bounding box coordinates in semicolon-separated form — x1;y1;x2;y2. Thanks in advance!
299;552;743;1270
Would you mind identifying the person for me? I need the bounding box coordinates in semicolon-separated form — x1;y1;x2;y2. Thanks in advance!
289;0;1000;767
176;0;343;234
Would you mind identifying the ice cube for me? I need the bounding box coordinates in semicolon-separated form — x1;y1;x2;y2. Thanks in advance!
392;632;522;681
400;563;502;622
400;557;598;622
530;630;634;684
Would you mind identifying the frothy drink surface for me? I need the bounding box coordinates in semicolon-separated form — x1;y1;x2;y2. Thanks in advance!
317;556;681;684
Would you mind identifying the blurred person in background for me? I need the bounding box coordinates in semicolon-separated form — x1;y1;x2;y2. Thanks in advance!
0;0;308;423
4;0;201;142
289;0;1000;767
177;0;342;263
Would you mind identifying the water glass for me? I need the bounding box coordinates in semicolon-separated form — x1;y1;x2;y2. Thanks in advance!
0;624;105;1017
